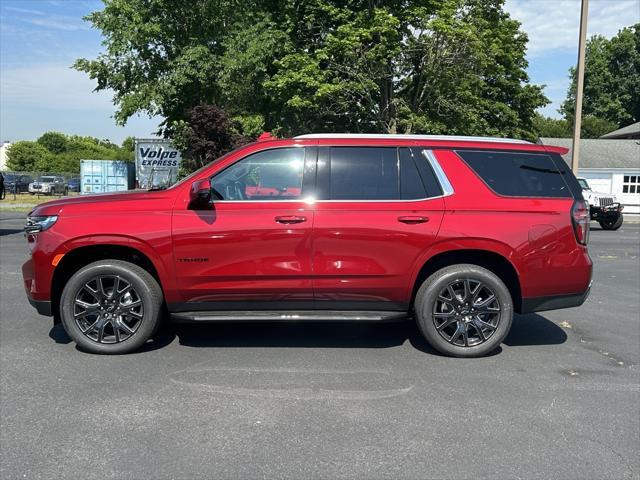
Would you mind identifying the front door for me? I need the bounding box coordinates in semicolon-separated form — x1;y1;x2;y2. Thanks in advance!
172;146;316;310
311;146;445;311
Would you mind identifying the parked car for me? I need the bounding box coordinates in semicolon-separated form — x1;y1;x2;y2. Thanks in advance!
3;173;33;193
577;177;624;230
22;133;592;356
67;177;80;193
28;176;68;195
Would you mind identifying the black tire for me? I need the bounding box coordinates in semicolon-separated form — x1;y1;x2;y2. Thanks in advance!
599;213;623;231
59;259;163;354
414;264;513;357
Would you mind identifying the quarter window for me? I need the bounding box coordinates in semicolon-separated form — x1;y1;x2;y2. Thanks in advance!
211;148;305;201
457;150;572;198
622;175;639;194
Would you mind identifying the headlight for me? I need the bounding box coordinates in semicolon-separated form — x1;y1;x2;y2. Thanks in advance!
25;215;58;234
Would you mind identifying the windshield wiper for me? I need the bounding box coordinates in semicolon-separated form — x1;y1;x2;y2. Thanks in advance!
148;186;167;191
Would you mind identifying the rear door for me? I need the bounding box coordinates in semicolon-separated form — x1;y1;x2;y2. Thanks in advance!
311;146;445;311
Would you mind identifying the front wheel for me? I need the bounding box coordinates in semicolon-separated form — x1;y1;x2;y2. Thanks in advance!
60;259;163;354
599;213;623;230
414;264;513;357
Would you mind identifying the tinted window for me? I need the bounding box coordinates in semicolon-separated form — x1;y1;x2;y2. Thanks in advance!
329;147;398;200
212;148;305;201
399;148;427;199
457;150;572;198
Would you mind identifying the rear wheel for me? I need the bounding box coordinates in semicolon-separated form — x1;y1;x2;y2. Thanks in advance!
599;213;623;230
60;259;163;354
414;264;513;357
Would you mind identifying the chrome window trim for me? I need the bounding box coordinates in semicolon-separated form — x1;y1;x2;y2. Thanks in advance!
422;150;454;197
207;148;455;204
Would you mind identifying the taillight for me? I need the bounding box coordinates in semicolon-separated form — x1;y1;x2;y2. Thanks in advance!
572;200;590;245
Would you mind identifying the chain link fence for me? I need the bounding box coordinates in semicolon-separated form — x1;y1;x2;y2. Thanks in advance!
0;171;79;201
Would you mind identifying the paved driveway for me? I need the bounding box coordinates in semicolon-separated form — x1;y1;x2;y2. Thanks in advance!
1;212;638;479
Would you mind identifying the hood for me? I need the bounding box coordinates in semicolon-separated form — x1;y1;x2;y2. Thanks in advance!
30;189;175;216
582;188;618;203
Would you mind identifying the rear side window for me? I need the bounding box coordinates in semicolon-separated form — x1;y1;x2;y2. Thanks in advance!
329;147;398;200
457;150;572;198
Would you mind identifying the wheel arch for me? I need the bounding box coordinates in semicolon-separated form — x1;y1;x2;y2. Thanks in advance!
51;243;165;322
410;248;523;313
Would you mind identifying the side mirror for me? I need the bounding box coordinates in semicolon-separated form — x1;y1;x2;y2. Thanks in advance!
189;179;213;209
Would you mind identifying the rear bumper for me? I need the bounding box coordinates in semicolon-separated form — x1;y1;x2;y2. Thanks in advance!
520;281;592;314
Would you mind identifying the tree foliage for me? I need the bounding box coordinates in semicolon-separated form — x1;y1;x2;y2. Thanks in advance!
533;113;618;139
75;0;548;141
167;104;250;172
6;133;133;173
562;24;640;128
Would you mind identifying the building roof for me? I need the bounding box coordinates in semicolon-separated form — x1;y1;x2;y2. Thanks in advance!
539;137;640;169
600;122;640;139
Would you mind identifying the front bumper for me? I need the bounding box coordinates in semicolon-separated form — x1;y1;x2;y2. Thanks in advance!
28;297;52;316
590;202;623;220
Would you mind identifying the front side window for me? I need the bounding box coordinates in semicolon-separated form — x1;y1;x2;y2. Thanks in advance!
457;150;572;198
211;148;305;201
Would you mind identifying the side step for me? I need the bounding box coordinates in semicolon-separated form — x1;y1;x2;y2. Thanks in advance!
170;310;408;323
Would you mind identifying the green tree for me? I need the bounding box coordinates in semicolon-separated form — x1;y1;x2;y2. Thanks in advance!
533;113;616;139
561;24;640;127
6;142;53;172
533;114;571;138
76;0;548;140
580;115;619;139
37;132;68;154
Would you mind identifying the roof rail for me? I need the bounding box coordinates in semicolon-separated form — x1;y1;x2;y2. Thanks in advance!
293;133;531;144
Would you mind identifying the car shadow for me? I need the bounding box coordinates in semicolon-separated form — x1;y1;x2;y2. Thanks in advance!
48;312;566;354
503;313;567;346
48;320;179;353
172;312;566;354
0;228;23;236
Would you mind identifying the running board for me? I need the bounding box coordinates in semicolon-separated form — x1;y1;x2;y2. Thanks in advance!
170;310;408;323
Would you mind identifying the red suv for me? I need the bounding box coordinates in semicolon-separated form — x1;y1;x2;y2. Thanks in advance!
22;134;592;357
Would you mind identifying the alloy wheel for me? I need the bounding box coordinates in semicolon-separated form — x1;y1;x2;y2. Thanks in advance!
73;275;144;344
432;278;501;347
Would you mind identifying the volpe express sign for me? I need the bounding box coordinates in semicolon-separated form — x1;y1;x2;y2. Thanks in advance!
134;139;182;189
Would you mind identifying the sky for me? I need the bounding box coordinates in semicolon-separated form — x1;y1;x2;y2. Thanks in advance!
1;0;639;144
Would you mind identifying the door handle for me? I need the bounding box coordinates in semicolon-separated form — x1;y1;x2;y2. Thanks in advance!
398;216;429;224
275;215;307;224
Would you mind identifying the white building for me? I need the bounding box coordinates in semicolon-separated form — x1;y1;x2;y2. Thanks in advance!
540;129;640;214
0;142;11;171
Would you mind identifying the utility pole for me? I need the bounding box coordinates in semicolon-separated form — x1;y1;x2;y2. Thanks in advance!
571;0;589;174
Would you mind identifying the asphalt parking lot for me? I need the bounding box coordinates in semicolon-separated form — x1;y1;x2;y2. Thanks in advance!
1;211;638;479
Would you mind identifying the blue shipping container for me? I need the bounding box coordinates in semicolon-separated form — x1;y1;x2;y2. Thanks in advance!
80;160;135;194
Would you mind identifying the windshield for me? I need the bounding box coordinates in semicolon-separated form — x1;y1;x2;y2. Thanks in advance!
36;176;55;182
577;178;590;190
4;174;16;181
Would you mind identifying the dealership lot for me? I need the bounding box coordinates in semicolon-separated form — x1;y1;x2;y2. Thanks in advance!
1;212;638;479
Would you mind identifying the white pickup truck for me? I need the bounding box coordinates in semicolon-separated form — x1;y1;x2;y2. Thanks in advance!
577;177;624;230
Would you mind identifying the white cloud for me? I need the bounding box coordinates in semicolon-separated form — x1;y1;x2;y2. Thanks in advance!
0;64;114;111
505;0;639;56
